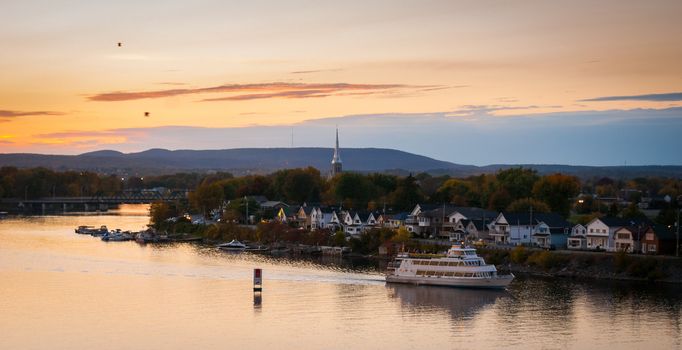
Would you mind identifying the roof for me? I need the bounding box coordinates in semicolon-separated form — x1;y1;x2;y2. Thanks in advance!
299;206;314;215
387;212;408;220
261;201;288;208
650;224;677;240
279;207;297;216
450;207;497;220
501;212;570;228
595;217;630;228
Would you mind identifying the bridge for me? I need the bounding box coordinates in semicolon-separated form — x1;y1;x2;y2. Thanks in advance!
1;190;189;213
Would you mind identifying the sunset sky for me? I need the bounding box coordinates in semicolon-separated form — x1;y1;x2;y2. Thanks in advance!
1;0;681;165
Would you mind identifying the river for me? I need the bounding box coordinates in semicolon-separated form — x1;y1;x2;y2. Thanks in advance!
1;205;681;349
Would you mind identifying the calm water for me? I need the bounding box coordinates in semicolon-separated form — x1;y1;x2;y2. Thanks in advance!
1;206;681;350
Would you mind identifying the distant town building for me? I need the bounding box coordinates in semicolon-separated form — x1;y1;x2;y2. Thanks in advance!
330;128;342;177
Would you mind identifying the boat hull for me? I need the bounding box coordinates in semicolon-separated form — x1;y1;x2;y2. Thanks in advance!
386;274;514;289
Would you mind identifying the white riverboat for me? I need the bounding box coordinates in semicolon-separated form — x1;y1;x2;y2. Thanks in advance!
386;245;514;289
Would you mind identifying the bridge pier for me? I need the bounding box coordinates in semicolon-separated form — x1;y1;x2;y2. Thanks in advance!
84;203;89;212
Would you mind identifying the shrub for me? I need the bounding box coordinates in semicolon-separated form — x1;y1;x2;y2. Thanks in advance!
627;257;666;280
510;246;529;264
527;251;569;270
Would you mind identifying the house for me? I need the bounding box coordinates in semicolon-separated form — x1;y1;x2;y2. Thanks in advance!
319;210;341;231
404;204;441;235
275;207;297;224
530;213;571;249
296;206;317;230
567;224;587;250
585;217;628;251
409;205;496;240
340;211;379;236
460;219;490;241
384;212;408;229
613;225;647;253
489;212;533;245
444;207;496;241
641;224;677;255
489;212;569;247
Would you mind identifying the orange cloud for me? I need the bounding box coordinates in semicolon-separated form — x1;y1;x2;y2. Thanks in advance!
0;109;64;120
87;82;428;102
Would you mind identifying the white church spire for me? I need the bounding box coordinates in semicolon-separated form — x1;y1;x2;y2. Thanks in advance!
331;127;342;176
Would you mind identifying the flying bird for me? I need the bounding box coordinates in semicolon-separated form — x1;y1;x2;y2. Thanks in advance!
144;112;149;117
117;42;122;47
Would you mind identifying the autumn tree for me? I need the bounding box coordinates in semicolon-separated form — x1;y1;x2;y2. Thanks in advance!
390;174;425;211
496;167;539;201
189;182;224;217
506;198;551;213
532;174;581;217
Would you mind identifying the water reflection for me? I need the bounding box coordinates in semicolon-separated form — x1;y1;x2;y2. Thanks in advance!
254;292;262;309
3;211;682;350
387;284;506;319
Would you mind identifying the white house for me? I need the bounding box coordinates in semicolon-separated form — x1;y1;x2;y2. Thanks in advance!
567;224;587;250
585;217;628;251
490;212;569;246
613;225;647;253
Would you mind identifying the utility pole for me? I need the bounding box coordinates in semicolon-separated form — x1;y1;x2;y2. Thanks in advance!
675;206;682;258
245;196;249;225
529;205;533;245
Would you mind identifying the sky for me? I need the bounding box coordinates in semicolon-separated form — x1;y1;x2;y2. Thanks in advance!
1;0;681;166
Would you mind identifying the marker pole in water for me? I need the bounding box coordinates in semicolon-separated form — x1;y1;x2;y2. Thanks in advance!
253;268;262;292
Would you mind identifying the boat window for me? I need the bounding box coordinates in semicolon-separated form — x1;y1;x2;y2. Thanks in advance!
444;271;454;277
439;261;448;266
429;261;439;266
435;271;444;276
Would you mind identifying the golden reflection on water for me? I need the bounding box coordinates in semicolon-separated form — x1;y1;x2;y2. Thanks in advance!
1;206;681;349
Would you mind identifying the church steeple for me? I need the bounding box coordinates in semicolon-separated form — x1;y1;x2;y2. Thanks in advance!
331;127;342;177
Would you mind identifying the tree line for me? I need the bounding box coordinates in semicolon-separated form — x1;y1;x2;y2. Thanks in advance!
2;166;681;222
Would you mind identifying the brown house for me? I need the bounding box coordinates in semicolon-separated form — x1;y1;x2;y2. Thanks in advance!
641;224;677;255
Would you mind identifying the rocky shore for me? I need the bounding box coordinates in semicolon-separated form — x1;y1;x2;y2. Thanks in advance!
477;247;682;283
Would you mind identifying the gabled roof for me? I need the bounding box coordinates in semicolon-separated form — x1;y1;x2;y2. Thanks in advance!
299;206;314;215
594;217;629;228
279;206;297;217
449;207;497;220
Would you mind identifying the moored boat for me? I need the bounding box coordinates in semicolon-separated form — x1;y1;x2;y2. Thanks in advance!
217;239;247;251
101;230;133;242
386;244;514;289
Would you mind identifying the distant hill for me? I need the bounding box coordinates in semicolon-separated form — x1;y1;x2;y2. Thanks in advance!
0;148;680;178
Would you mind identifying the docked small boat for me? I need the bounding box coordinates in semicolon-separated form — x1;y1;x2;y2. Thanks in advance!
135;230;170;244
217;239;247;251
75;225;108;236
386;244;514;289
101;230;133;242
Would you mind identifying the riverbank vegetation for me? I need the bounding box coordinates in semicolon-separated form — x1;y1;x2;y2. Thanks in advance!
3;166;681;223
475;246;680;282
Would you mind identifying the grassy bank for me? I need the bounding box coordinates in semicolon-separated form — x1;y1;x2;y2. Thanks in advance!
477;246;682;283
